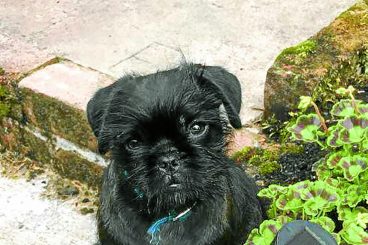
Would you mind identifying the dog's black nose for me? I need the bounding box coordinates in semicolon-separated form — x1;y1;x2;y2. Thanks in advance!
158;155;180;172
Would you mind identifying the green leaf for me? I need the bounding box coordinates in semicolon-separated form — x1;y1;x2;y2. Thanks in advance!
340;223;368;245
342;185;367;207
347;85;356;94
338;155;368;182
259;220;282;240
315;163;333;180
337;206;368;221
258;184;286;199
336;87;348;96
275;181;311;212
358;104;368;117
363;140;368;150
245;220;282;245
275;193;304;212
331;99;361;117
288;114;323;142
310;216;335;233
339;115;368;143
300;181;339;215
326;125;344;147
331;233;341;244
357;213;368;229
244;228;261;245
326;152;346;170
298;96;312;110
276;215;293;225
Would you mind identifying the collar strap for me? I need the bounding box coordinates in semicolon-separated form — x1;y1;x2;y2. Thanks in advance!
147;202;196;244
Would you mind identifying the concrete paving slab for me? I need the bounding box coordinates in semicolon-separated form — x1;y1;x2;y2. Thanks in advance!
19;61;114;111
0;0;355;123
0;32;54;73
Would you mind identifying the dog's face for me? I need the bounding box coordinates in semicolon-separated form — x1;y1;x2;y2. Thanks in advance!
87;64;242;214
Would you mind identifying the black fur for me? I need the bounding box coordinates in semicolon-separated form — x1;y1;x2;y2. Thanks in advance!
87;64;264;245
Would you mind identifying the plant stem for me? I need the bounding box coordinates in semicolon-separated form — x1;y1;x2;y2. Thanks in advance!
349;93;360;115
311;101;328;133
315;140;326;149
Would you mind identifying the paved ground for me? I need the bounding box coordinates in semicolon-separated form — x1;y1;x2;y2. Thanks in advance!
0;0;355;123
0;175;97;245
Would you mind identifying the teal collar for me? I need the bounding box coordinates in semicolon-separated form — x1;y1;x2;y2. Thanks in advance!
147;202;196;245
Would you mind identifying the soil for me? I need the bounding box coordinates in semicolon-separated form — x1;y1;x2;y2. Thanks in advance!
255;143;325;186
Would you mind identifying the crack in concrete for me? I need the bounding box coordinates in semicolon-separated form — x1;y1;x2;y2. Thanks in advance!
110;43;153;68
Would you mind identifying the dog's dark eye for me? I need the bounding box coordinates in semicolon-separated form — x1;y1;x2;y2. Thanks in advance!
189;123;207;136
126;139;141;150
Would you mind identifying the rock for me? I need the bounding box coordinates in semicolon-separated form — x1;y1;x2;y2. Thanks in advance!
264;1;368;121
58;185;79;196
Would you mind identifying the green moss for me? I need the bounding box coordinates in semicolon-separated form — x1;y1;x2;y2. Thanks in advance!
0;118;103;189
277;40;317;62
22;88;97;151
259;161;280;175
232;143;304;177
279;143;303;154
0;86;11;118
0;67;4;76
231;146;261;162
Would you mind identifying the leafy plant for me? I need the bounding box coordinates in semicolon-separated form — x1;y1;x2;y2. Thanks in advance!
246;86;368;244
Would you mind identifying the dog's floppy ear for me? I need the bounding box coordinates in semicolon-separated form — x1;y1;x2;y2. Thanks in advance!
87;84;114;154
195;65;242;128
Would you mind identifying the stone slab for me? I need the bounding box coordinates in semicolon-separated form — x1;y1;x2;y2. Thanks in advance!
0;0;356;123
0;118;103;188
19;61;114;111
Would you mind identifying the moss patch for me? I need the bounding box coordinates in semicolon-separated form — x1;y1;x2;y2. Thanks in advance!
276;40;317;64
0;118;103;189
0;86;11;118
232;143;303;179
21;88;97;151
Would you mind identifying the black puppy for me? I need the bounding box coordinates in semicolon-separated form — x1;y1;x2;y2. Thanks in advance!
87;64;264;245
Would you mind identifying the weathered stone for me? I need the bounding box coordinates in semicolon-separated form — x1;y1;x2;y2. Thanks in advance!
21;87;98;151
18;60;114;151
0;118;103;189
264;1;368;121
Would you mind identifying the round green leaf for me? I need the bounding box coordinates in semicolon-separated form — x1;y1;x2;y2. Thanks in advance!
339;116;368;143
288;114;323;142
310;216;335;233
298;96;312;110
331;99;361;117
340;223;368;245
